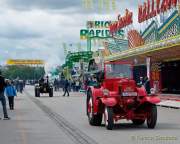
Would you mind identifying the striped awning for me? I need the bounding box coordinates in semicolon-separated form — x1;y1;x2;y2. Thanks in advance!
105;35;180;64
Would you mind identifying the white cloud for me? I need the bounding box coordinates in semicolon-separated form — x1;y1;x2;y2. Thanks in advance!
0;0;141;71
4;0;81;10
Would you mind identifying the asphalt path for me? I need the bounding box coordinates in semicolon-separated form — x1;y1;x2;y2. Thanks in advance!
0;86;180;144
26;86;180;144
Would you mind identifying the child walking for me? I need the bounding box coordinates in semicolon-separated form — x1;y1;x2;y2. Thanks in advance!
5;80;17;110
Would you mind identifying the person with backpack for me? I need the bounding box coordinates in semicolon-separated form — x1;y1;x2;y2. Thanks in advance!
5;80;17;110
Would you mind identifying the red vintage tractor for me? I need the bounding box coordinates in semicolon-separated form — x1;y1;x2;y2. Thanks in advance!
86;61;160;130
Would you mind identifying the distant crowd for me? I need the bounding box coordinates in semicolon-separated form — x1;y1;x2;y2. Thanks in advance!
53;78;83;92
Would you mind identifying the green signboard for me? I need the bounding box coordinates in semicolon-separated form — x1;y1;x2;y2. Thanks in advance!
80;21;124;40
65;51;93;68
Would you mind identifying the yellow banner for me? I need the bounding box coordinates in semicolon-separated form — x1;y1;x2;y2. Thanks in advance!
6;59;45;65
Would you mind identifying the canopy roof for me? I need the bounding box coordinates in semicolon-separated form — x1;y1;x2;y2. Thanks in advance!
105;35;180;64
65;51;93;68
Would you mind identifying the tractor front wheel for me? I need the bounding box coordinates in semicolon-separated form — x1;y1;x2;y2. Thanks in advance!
86;91;102;126
147;104;157;129
104;106;114;130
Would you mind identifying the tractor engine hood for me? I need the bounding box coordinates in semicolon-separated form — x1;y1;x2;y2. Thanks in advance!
117;79;136;93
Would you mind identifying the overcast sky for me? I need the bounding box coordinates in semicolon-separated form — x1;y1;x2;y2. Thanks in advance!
0;0;141;71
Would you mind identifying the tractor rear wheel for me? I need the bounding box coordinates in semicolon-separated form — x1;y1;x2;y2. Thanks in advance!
36;89;40;97
49;88;53;97
35;89;37;97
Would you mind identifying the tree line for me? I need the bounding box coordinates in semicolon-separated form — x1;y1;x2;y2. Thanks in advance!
2;65;45;80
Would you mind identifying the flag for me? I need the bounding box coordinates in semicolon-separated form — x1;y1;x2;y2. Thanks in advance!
105;0;110;12
63;43;67;55
82;0;86;9
87;0;92;9
98;0;103;12
77;43;81;52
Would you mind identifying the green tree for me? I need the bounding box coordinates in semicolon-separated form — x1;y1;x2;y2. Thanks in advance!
2;65;45;80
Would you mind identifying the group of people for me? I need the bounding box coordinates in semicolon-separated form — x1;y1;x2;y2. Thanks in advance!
53;78;83;97
14;80;25;93
71;78;82;92
0;71;17;120
53;78;64;91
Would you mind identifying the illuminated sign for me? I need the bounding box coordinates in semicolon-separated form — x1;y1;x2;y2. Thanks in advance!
80;21;124;39
80;21;111;40
86;21;111;28
138;0;179;23
109;9;133;34
80;29;110;39
6;59;45;65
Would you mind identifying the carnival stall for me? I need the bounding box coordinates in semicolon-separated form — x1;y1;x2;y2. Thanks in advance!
104;0;180;94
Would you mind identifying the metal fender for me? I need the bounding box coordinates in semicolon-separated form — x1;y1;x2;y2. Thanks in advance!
88;86;103;98
100;97;117;107
136;86;147;96
87;86;102;113
144;96;161;104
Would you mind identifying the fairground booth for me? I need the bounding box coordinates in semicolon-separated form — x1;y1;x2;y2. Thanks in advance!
63;51;93;79
104;0;180;94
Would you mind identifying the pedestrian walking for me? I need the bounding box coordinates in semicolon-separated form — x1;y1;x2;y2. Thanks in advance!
63;79;69;97
0;70;10;120
14;80;19;92
75;80;80;92
71;80;76;92
144;77;151;94
54;78;58;91
19;80;24;93
5;80;17;110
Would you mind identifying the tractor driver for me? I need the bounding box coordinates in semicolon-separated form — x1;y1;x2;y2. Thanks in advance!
96;71;104;83
44;76;49;84
39;77;44;86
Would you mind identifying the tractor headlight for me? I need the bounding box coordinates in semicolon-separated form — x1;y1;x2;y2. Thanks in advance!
103;89;110;96
150;88;156;95
35;84;39;87
122;92;137;96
